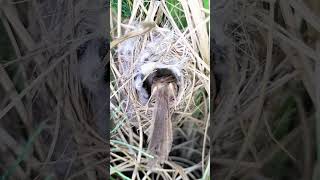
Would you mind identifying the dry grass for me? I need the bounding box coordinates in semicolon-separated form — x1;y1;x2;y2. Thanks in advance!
0;0;108;179
110;0;210;179
213;0;320;179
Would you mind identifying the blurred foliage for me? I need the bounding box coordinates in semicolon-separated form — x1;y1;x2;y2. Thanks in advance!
203;0;209;10
192;88;206;120
0;21;15;61
1;121;47;180
166;0;187;29
110;0;208;30
111;0;132;18
273;96;297;140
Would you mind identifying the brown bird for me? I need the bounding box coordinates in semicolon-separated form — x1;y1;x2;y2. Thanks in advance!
147;75;177;167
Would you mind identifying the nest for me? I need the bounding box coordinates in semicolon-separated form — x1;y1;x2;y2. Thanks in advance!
110;0;210;179
115;22;193;132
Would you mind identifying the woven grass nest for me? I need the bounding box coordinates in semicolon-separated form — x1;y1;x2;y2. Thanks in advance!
110;0;210;179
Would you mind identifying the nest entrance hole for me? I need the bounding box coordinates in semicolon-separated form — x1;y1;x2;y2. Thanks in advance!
142;68;178;97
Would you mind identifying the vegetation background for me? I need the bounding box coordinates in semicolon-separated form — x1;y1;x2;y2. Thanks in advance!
0;0;108;179
213;0;320;179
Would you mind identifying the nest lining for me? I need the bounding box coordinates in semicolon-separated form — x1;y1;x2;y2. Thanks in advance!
114;23;194;134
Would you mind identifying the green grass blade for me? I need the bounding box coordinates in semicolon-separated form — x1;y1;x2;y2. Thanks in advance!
1;120;47;180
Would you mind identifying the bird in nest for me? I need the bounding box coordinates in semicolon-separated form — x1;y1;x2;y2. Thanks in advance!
146;74;178;167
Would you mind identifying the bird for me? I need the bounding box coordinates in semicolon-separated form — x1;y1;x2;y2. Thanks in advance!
147;74;177;167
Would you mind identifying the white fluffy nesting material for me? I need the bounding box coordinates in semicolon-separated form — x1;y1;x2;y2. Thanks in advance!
115;22;193;126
